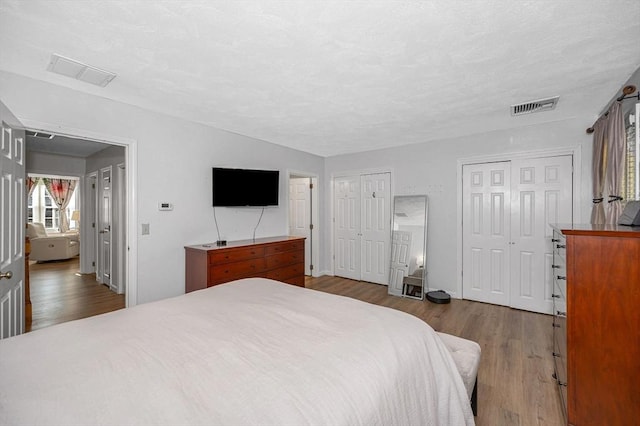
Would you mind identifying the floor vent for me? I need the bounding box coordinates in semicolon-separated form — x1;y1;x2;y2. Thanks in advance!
511;96;559;116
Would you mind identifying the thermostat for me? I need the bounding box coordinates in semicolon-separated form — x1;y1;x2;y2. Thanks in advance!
158;202;173;211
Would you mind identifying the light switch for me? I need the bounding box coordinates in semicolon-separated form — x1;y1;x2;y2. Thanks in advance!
141;223;150;235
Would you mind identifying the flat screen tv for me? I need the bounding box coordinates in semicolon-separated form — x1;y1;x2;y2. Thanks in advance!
212;167;279;207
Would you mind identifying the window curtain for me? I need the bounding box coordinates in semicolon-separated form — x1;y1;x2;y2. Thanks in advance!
590;115;608;224
27;177;40;198
42;178;77;232
605;102;626;224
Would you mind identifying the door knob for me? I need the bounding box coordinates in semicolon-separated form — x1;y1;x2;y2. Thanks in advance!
0;271;13;280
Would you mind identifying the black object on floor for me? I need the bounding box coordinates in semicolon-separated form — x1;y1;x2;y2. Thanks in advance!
426;290;451;304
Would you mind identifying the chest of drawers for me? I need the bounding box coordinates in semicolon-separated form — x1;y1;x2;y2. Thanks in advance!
550;224;640;425
185;236;305;292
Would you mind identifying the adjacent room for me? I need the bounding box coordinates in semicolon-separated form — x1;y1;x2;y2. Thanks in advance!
1;1;639;425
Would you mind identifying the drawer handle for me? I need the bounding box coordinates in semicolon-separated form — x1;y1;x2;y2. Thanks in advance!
552;293;560;298
556;311;567;317
556;244;566;249
552;323;560;328
552;352;561;357
556;275;566;280
551;238;560;243
551;264;560;269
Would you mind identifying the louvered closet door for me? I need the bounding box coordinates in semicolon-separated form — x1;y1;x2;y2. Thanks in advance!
510;155;572;313
462;162;511;306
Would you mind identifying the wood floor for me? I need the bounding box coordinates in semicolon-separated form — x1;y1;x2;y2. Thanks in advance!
26;266;564;425
27;257;125;332
305;275;565;426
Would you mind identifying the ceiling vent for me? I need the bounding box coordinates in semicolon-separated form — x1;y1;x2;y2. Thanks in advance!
511;96;559;116
47;54;116;87
26;130;54;139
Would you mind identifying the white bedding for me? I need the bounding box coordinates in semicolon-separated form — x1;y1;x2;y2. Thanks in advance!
0;278;474;426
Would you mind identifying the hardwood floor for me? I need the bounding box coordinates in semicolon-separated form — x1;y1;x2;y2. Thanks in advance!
305;275;565;426
27;257;125;332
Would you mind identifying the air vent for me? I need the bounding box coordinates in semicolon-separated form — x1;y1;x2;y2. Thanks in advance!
511;96;559;116
47;54;116;87
26;130;54;139
395;212;408;217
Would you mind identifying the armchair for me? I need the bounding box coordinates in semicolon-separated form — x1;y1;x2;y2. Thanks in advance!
27;222;79;262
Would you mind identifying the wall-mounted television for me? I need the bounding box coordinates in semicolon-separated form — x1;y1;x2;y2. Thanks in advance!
212;167;280;207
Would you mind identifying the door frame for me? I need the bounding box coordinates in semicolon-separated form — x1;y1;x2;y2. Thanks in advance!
330;166;393;278
456;146;582;299
18;118;138;307
286;170;320;278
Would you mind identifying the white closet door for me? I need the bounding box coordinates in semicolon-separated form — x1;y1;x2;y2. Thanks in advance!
462;162;511;306
334;176;360;280
98;166;113;290
360;173;391;285
510;155;573;313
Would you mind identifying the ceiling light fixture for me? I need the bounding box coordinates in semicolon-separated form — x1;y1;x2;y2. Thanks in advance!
47;54;116;87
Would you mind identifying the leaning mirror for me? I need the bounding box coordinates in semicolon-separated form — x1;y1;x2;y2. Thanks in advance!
388;195;428;300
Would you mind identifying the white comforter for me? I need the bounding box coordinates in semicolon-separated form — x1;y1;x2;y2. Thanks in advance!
0;278;474;426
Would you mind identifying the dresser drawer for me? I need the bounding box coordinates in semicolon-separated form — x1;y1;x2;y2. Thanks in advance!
266;262;304;282
209;258;266;284
265;240;304;256
209;246;265;264
265;250;304;269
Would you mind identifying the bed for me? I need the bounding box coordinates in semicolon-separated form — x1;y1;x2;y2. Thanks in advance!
0;278;474;425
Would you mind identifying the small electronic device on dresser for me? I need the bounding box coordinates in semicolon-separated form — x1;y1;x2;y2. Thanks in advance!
618;200;640;225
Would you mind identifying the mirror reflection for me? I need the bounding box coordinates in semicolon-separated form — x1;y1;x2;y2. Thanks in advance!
388;195;428;299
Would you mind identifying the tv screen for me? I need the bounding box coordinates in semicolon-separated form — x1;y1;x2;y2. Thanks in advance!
212;167;279;207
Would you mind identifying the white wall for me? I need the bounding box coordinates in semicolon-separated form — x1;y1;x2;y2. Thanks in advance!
324;118;593;295
26;150;85;176
1;70;324;304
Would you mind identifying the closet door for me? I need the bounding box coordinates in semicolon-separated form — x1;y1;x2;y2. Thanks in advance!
510;155;572;313
360;173;391;285
462;162;511;306
334;176;360;280
333;172;391;284
462;155;573;314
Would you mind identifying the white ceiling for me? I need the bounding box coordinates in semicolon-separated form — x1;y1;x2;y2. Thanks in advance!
26;134;111;158
1;1;639;157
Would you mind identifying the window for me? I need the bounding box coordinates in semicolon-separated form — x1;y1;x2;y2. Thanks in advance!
622;103;639;202
28;178;79;231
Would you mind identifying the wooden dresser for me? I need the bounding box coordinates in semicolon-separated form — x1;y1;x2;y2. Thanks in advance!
185;236;305;292
550;224;640;426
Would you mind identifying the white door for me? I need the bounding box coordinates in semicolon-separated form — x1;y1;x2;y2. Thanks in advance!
389;231;411;296
0;102;25;338
510;155;573;313
462;162;511;306
116;163;126;294
98;166;113;290
360;173;391;285
334;176;360;280
289;177;312;275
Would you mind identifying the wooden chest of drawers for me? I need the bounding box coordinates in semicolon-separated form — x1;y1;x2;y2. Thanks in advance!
550;224;640;426
185;236;305;293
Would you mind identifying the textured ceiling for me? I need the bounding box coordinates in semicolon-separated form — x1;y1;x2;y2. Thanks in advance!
1;1;639;157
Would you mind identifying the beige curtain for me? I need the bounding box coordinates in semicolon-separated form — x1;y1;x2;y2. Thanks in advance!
605;102;626;224
590;115;608;224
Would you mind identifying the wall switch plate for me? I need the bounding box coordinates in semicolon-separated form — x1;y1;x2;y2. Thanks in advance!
141;223;150;235
158;202;173;211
